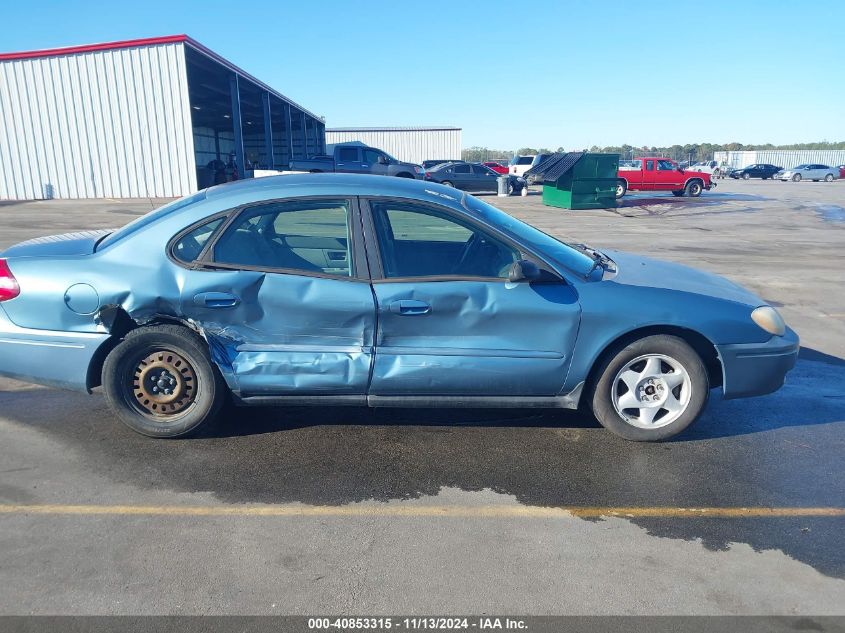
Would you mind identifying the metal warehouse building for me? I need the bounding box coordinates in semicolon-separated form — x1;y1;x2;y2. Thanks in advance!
714;150;845;170
325;127;461;165
0;35;325;200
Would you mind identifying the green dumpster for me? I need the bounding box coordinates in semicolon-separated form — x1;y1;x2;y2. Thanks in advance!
528;152;619;210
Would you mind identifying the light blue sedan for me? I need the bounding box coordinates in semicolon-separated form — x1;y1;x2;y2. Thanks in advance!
0;174;799;441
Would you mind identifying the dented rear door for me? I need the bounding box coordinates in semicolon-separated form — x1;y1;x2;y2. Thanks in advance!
176;197;376;397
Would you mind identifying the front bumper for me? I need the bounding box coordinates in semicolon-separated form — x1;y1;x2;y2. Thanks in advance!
716;327;800;399
0;305;110;392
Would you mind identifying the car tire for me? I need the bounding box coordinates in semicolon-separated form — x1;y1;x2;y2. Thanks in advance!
615;180;627;199
792;174;802;182
441;180;454;188
742;172;750;180
102;325;226;438
824;174;834;182
589;335;709;442
685;180;703;197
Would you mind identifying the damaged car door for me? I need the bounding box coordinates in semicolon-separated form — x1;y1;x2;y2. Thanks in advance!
174;198;376;399
363;199;580;399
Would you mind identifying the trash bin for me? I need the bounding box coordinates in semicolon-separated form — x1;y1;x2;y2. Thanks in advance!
530;152;619;210
497;175;509;197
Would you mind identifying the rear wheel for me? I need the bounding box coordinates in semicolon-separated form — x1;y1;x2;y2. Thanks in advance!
102;325;226;438
792;173;802;182
590;335;709;441
685;180;703;197
615;180;627;199
825;174;834;182
441;180;454;188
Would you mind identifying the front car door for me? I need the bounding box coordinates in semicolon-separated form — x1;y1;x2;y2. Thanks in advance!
656;159;684;189
362;198;580;398
174;197;376;399
363;148;389;177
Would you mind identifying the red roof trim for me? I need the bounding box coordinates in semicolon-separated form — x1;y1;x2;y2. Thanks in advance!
0;35;189;61
0;33;323;121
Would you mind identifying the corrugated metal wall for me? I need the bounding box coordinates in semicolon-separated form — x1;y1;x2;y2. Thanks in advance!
0;43;196;200
714;150;845;170
325;127;461;165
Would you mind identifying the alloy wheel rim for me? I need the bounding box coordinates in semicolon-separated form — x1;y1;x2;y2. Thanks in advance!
131;349;197;417
611;354;692;429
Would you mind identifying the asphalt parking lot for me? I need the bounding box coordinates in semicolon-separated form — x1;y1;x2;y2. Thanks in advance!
0;178;843;615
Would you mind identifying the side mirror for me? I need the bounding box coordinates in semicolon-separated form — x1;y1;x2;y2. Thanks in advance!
508;259;541;282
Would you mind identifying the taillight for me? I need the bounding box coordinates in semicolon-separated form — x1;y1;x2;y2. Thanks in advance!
0;259;20;302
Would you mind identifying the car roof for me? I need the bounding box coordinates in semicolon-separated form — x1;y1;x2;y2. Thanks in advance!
203;173;461;205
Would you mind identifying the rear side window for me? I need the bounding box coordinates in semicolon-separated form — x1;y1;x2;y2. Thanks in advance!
172;217;225;263
337;147;358;162
453;164;470;174
213;200;352;277
646;160;655;171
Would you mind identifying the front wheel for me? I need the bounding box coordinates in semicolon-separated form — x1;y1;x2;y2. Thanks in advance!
685;180;703;197
742;172;750;180
441;180;454;188
589;335;709;441
102;325;226;438
792;173;802;182
615;180;627;199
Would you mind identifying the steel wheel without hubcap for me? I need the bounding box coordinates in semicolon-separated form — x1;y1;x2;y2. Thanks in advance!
611;354;691;429
131;349;197;417
615;182;626;198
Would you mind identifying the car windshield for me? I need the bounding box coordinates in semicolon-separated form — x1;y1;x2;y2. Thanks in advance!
97;191;208;250
462;195;595;276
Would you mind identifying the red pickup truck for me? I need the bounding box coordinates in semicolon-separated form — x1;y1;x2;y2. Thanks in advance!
616;158;715;198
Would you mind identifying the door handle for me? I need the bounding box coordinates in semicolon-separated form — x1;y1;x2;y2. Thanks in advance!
193;292;240;308
389;300;431;316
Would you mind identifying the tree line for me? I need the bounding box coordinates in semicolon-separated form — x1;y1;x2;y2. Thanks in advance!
462;141;845;163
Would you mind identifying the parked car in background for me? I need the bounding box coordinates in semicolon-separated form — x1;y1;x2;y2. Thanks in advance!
425;162;525;194
290;143;423;178
837;165;845;179
729;164;783;180
524;153;554;185
423;159;463;170
482;161;509;174
777;164;838;182
616;158;714;198
0;174;798;441
509;155;536;177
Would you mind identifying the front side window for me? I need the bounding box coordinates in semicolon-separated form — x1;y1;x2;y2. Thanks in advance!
213;200;352;277
370;201;518;279
657;160;675;171
363;149;382;165
453;164;471;174
172;217;224;263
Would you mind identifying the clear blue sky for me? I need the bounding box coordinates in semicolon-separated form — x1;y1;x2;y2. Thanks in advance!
2;1;842;150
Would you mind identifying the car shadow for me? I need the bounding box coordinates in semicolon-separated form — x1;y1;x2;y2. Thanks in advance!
1;352;843;577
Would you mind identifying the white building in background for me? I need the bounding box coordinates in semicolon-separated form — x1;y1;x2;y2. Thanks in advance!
714;150;845;170
0;35;324;200
325;127;461;165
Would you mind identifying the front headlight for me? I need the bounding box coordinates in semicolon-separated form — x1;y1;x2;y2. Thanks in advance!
751;306;786;336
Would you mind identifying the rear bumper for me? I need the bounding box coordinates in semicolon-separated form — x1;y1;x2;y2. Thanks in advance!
716;327;800;399
0;306;110;392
